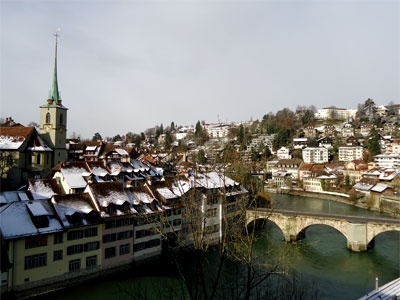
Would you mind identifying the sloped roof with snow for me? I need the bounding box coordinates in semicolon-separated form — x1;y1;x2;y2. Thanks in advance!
0;191;30;204
359;277;400;300
52;193;100;228
195;172;239;189
0;200;63;240
353;182;374;191
371;183;392;193
0;127;33;150
89;181;131;207
60;166;88;189
28;178;61;200
379;169;398;181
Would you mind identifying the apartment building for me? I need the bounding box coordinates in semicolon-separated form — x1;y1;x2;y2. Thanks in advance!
338;146;363;162
374;154;400;169
302;147;329;164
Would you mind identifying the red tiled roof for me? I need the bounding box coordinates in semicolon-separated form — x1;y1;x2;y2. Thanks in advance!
0;126;34;138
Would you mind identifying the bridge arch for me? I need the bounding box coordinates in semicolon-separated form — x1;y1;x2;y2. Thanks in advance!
293;217;350;242
246;217;285;239
367;228;400;246
296;223;348;243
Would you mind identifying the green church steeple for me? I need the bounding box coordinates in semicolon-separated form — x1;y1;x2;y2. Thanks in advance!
48;29;62;105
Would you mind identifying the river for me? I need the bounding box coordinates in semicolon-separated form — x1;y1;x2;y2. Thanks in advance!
34;194;399;300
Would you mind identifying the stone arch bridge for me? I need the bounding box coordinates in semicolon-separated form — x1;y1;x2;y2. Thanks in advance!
246;208;400;252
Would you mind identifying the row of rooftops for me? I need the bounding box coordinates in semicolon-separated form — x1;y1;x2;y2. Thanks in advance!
0;169;246;241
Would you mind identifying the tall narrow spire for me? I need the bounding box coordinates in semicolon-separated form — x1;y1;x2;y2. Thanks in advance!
48;29;61;104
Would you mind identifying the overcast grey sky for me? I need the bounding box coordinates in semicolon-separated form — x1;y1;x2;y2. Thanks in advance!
1;0;399;139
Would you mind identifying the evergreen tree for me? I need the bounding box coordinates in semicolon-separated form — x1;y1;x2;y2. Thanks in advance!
92;132;102;141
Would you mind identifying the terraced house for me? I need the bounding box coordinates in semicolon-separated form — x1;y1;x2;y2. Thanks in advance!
0;166;248;298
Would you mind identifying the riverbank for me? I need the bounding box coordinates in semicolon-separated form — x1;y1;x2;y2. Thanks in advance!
27;194;400;300
266;186;400;216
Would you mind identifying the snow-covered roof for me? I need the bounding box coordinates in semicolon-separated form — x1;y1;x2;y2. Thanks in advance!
0;201;63;240
96;190;130;207
353;182;374;191
0;191;30;204
371;183;391;193
91;166;109;177
61;167;88;189
131;190;154;204
26;201;51;216
379;170;398;181
115;148;129;156
86;146;97;151
52;194;100;227
0;136;25;150
156;187;179;200
359;277;400;300
29;180;56;199
171;180;191;196
195;172;239;189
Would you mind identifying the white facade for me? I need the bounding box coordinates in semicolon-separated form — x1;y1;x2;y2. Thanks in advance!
204;123;230;138
374;154;400;169
277;147;291;160
293;138;308;149
302;147;329;164
386;140;400;155
338;146;363;162
317;108;357;120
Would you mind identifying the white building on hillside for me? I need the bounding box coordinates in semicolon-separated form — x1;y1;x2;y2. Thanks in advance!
204;123;231;139
277;147;291;159
317;107;357;120
374;153;400;169
302;147;329;164
338;146;363;162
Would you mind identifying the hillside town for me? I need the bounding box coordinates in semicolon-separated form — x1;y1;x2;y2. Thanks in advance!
1;33;400;299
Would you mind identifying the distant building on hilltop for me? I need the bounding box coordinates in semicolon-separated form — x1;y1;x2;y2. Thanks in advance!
317;107;356;121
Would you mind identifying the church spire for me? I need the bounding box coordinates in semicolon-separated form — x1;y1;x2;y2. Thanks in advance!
48;29;62;105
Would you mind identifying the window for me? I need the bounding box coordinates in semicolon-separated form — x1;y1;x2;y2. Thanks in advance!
105;247;116;259
119;243;130;255
67;230;83;240
103;233;117;243
172;219;181;226
117;230;132;240
119;218;132;227
149;238;161;248
105;220;117;229
46;112;51;124
53;250;63;261
136;229;154;239
25;253;47;270
25;236;47;249
134;242;146;252
59;113;64;125
86;255;97;269
84;228;98;237
206;208;217;218
54;232;63;244
67;244;84;255
69;259;81;272
36;154;41;165
84;241;100;252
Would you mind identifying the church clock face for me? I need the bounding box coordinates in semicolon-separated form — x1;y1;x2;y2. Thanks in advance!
59;126;64;133
44;125;51;133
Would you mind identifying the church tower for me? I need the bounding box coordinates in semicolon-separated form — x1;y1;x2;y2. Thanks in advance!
40;30;68;166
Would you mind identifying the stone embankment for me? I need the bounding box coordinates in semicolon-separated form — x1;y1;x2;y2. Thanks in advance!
265;186;400;216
